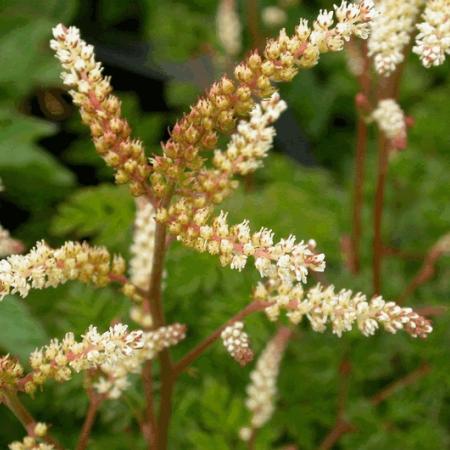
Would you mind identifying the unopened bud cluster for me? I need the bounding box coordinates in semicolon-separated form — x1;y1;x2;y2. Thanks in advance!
20;324;143;394
0;241;125;301
257;282;432;338
50;25;150;196
0;355;24;391
371;99;407;149
8;423;52;450
94;323;186;399
368;0;423;76
175;93;287;210
0;225;23;258
240;328;291;440
413;0;450;68
221;321;254;366
151;0;375;198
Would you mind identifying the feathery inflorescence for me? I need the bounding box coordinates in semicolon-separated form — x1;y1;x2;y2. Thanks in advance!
255;282;432;338
413;0;450;68
368;0;424;76
50;25;151;196
240;327;292;441
0;241;125;301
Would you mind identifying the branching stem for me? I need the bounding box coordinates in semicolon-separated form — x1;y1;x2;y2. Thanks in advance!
1;390;64;450
173;300;272;377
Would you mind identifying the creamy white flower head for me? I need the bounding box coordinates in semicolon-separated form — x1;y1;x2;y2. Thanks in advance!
282;283;432;338
413;0;450;68
129;196;156;291
0;241;124;301
371;98;407;148
213;93;287;176
216;0;242;56
93;324;186;399
221;321;253;365
262;6;288;28
368;0;424;75
240;327;291;439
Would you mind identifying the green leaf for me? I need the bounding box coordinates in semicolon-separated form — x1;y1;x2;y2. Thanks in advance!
0;110;75;210
0;296;48;362
51;184;134;253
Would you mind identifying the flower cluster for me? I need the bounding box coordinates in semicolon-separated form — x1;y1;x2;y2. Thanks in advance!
371;98;407;149
216;0;242;57
129;197;156;291
0;355;23;391
0;241;125;301
162;204;325;289
214;93;287;177
221;321;254;366
8;423;53;450
0;224;23;258
257;282;432;338
50;25;151;196
176;92;287;209
151;0;375;198
262;6;288;28
94;324;186;399
413;0;450;68
240;327;291;441
19;324;143;394
368;0;423;76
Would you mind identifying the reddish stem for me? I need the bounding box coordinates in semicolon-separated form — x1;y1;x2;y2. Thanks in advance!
372;133;389;294
370;363;430;406
350;116;369;273
398;236;448;304
246;0;263;49
142;362;158;449
76;391;103;450
1;390;64;450
145;216;173;450
319;359;355;450
173;300;272;377
350;42;371;274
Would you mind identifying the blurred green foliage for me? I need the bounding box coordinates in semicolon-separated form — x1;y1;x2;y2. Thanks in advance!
0;0;449;449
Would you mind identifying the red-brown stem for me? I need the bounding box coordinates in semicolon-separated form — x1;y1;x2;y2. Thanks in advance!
318;361;431;448
145;216;173;450
370;362;430;406
319;420;356;450
350;42;371;274
1;390;64;450
398;238;447;304
414;305;447;317
247;430;257;450
173;300;272;377
371;39;412;293
246;0;263;50
382;246;423;261
372;133;389;294
76;391;103;450
351;116;369;273
319;359;355;450
142;362;158;449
